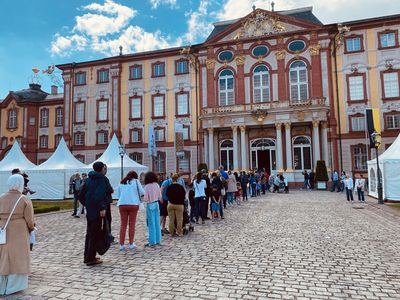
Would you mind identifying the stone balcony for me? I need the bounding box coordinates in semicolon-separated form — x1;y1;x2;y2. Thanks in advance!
201;97;328;117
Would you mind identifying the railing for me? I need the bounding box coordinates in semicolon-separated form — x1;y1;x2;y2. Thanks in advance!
202;98;327;115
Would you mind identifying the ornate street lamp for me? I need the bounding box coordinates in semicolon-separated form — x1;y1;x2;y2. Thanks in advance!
118;143;126;181
371;131;383;204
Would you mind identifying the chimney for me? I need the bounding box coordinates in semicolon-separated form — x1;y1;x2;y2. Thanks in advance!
51;85;58;95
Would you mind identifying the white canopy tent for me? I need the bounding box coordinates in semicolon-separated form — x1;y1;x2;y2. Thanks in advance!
28;138;87;200
0;142;36;194
367;134;400;201
88;135;148;196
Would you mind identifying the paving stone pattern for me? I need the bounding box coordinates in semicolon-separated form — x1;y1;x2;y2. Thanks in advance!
11;191;400;299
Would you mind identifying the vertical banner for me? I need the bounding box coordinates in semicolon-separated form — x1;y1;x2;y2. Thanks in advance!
175;122;184;158
148;123;157;157
366;108;381;148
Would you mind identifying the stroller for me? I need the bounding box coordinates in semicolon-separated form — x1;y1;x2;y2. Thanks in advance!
278;182;285;193
183;199;194;235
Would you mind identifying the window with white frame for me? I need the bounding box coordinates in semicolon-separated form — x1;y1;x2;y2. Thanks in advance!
8;109;17;129
75;102;85;123
351;116;366;131
153;63;165;77
39;135;48;149
74;132;85;146
220;140;234;170
178;151;190;173
97;131;108;144
155;128;165;142
1;138;8;149
253;65;270;103
176;60;188;74
56;107;63;126
293;136;312;170
129;152;143;164
177;93;189;115
154;152;166;173
153;96;164;117
349;75;365;101
98;100;108;121
387;114;400;129
346;37;361;52
98;69;109;83
40;109;49;127
289;61;308;101
75;72;86;85
182;126;190;140
380;32;396;48
131;98;142;119
383;72;399;98
219;70;234;106
55;134;63;147
353;146;368;170
130;65;142;79
131;129;142;143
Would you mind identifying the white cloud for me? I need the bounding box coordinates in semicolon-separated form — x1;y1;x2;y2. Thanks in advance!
50;0;181;57
149;0;177;9
184;0;214;43
217;0;269;21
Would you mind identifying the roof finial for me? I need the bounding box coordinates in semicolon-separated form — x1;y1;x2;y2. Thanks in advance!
119;45;123;56
271;1;275;12
252;4;256;11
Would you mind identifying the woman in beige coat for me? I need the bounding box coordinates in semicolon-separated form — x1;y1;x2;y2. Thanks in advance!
0;174;35;295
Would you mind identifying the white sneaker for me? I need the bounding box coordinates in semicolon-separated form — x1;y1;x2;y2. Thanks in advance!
128;243;136;250
119;245;126;252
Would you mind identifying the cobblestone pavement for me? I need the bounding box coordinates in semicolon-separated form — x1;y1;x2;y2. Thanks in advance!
10;191;400;300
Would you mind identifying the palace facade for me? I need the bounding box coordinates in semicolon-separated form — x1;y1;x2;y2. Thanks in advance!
0;6;399;183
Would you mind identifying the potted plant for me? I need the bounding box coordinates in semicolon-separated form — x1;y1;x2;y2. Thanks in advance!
315;160;329;190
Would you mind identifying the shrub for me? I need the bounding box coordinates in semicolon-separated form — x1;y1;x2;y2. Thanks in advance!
315;160;329;182
34;206;61;214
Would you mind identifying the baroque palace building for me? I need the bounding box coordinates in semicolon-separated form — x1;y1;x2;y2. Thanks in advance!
0;6;399;183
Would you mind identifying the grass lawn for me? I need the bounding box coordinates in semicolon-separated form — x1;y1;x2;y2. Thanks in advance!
32;200;74;214
387;203;400;210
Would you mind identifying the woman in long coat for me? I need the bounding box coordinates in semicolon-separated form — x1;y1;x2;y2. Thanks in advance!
0;174;35;295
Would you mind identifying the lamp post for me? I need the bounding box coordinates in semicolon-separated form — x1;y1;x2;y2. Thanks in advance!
118;143;125;181
371;131;383;204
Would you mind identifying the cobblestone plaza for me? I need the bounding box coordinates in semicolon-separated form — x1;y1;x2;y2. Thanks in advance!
11;191;400;300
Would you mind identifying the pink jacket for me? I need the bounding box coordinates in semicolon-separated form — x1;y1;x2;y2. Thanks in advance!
143;183;162;203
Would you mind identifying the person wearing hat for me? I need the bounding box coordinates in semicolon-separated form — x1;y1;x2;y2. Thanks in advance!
79;161;113;266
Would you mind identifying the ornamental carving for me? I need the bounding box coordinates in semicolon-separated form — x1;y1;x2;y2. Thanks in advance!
206;59;216;70
309;44;321;56
235;55;246;66
275;50;286;60
239;11;286;39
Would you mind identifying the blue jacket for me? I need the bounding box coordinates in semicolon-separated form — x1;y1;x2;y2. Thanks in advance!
79;171;113;221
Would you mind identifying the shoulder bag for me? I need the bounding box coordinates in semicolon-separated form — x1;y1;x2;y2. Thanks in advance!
135;180;145;210
0;195;24;245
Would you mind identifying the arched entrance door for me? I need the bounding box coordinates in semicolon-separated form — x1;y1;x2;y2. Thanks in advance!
250;138;276;173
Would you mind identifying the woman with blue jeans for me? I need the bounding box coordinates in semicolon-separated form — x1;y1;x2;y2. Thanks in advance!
193;172;207;224
143;172;162;247
227;171;237;206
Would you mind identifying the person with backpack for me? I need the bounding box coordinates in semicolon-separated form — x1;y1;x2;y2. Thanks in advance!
160;177;172;235
116;171;144;252
240;171;249;201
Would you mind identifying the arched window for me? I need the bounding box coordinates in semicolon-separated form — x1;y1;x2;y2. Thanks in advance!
289;60;308;101
220;140;234;170
293;136;312;170
219;70;234;106
253;65;270;103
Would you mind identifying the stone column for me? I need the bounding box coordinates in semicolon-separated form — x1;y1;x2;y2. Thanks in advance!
204;130;209;167
240;125;247;170
275;122;283;172
312;120;321;168
321;121;329;168
284;122;293;171
208;128;214;170
232;126;238;170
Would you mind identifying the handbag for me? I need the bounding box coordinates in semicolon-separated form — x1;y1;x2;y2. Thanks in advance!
221;188;226;196
135;180;144;210
0;195;24;245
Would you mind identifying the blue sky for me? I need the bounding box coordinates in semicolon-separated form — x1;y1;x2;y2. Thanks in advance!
1;0;399;98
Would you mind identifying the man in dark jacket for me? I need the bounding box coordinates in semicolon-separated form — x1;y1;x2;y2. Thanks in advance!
202;170;211;220
79;161;113;266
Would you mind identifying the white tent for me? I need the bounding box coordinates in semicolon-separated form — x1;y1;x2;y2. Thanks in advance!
88;135;148;195
0;142;36;195
367;134;400;201
28;138;87;200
